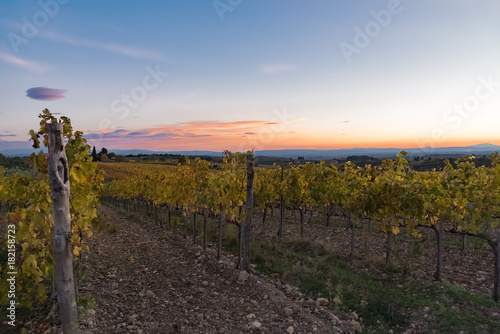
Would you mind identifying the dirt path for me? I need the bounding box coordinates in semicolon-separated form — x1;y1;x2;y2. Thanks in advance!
77;206;350;333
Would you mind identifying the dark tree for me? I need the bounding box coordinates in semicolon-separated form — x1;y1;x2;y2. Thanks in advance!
97;147;108;162
91;146;97;162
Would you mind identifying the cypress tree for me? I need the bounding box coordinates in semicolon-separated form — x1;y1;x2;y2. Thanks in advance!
91;146;97;162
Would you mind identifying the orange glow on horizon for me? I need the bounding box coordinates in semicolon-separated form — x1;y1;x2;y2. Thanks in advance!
83;119;500;152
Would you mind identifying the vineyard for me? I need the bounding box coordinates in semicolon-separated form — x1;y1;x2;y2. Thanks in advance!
100;151;500;300
1;110;500;333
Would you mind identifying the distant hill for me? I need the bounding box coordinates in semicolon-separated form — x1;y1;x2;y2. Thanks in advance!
2;139;500;160
252;144;500;160
112;145;500;160
104;144;500;160
0;139;46;156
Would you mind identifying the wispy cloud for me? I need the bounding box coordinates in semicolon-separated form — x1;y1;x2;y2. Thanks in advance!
101;44;163;60
128;130;150;136
84;119;304;150
176;120;273;130
0;52;50;74
26;87;66;101
39;31;165;60
259;64;297;74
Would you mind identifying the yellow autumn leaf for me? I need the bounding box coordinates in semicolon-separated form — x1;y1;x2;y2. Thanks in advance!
391;226;400;235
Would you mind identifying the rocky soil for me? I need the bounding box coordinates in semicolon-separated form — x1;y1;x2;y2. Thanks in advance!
76;206;357;333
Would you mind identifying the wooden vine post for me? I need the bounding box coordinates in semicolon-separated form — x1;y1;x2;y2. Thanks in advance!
433;221;443;281
47;122;80;334
239;153;254;271
278;163;284;238
494;230;500;302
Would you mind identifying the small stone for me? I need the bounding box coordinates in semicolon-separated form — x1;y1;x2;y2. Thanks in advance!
145;290;156;298
347;320;362;332
330;314;340;325
287;326;294;334
251;320;262;329
316;297;329;307
423;306;430;313
333;296;342;305
238;270;250;283
284;307;294;317
246;313;256;319
202;281;209;286
196;313;204;321
128;314;138;324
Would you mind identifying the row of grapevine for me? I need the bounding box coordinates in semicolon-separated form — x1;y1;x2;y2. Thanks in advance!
102;152;500;301
0;109;103;308
103;152;253;266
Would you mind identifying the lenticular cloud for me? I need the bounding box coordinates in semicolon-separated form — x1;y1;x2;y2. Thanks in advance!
26;87;66;101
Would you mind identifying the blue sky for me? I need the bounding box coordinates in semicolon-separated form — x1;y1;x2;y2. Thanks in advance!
1;0;499;152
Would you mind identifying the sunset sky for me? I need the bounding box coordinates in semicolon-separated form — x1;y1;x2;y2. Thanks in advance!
1;1;500;152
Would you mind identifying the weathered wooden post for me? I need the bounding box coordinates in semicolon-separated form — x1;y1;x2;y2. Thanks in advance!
217;212;223;260
494;230;500;301
193;212;197;245
433;221;443;281
278;163;284;238
47;122;80;334
239;153;254;271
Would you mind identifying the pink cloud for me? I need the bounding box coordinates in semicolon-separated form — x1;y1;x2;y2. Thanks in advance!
26;87;66;101
0;52;49;74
